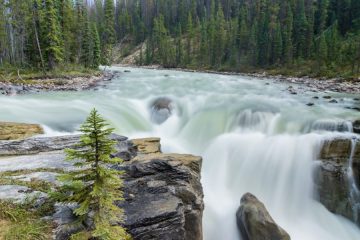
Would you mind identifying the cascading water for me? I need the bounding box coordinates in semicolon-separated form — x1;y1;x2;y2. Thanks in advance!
0;66;360;239
348;138;360;224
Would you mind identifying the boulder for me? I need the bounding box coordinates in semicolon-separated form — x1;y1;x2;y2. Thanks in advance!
236;193;290;240
0;122;44;140
354;120;360;134
0;135;204;240
314;137;360;225
150;97;173;124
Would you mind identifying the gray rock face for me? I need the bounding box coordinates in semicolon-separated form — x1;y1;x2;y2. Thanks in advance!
354;120;360;134
119;153;203;240
314;137;360;225
236;193;290;240
0;134;204;240
0;185;47;204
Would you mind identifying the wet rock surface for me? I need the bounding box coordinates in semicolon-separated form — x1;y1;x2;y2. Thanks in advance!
315;137;360;225
354;120;360;134
236;193;290;240
0;134;204;240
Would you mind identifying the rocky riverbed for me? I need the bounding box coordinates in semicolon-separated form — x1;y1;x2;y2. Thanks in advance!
0;71;117;95
117;64;360;95
0;134;203;240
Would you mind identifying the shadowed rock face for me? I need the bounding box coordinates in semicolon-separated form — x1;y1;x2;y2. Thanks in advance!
315;137;360;225
119;153;203;240
236;193;290;240
150;97;174;124
0;134;204;240
0;122;43;140
354;120;360;134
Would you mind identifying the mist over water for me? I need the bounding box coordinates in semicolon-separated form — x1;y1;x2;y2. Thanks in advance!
1;66;360;239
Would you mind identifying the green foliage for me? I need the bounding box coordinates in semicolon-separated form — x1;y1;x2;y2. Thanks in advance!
0;200;52;240
44;0;64;69
53;109;129;240
1;0;360;78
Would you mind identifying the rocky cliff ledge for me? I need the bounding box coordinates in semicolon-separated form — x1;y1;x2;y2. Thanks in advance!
0;135;204;240
315;137;360;225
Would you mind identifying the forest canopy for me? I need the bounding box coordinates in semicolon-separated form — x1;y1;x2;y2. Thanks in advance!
0;0;359;78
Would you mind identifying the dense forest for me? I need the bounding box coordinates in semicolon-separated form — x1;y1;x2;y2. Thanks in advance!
0;0;360;78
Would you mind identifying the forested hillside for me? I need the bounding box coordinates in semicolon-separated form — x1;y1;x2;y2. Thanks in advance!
1;0;359;79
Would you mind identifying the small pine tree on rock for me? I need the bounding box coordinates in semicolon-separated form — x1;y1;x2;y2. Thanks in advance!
53;109;130;240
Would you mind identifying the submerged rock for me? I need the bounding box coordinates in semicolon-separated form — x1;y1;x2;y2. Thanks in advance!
0;122;43;140
315;137;360;225
236;193;290;240
150;97;174;124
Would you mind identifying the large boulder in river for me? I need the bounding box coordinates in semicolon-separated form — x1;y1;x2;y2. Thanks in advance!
0;122;43;140
0;135;204;240
314;137;360;226
236;193;290;240
150;97;174;124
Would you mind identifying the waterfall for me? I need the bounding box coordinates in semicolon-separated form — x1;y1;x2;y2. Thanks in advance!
0;66;360;239
348;139;360;223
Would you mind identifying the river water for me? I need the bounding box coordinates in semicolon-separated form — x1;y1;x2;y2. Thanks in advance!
1;66;360;239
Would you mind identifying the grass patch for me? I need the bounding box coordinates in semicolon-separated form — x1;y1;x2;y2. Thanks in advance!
0;200;53;240
0;64;101;84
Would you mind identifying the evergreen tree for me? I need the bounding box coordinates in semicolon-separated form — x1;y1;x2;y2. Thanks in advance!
186;13;194;65
44;0;64;69
103;0;116;45
213;6;226;67
315;0;329;34
53;109;130;240
282;3;294;64
92;23;101;68
293;0;308;58
81;20;92;68
317;33;328;70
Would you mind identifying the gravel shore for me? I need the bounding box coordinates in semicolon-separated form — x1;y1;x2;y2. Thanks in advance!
0;71;117;95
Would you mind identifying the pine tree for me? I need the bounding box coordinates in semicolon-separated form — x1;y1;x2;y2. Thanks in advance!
53;109;130;240
317;33;328;71
293;0;308;59
282;3;294;64
315;0;329;34
81;17;92;68
92;23;101;69
186;13;194;65
44;0;64;69
60;0;75;62
103;0;116;45
213;6;226;67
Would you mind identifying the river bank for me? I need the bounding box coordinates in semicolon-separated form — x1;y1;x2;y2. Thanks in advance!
0;70;117;95
116;64;360;95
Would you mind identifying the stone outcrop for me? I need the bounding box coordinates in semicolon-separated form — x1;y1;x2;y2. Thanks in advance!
314;137;360;225
0;122;43;140
236;193;290;240
354;120;360;134
0;134;204;240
